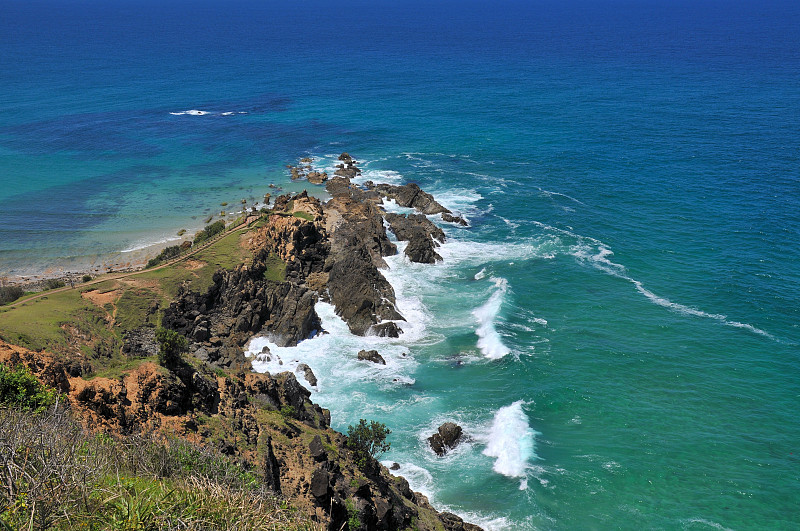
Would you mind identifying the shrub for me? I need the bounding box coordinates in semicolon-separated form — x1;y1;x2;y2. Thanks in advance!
279;405;297;419
155;327;187;367
43;279;65;290
345;419;391;469
0;286;24;305
81;275;92;283
193;220;226;245
146;244;183;268
0;364;57;412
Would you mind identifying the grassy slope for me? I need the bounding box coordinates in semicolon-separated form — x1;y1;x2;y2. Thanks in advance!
0;225;257;375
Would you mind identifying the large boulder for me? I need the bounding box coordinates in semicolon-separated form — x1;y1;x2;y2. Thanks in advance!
428;422;463;456
357;349;386;365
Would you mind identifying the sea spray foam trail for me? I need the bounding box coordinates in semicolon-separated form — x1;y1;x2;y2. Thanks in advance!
483;401;538;486
473;277;512;359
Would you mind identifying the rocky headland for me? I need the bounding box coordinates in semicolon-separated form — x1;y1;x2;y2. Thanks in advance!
0;154;480;530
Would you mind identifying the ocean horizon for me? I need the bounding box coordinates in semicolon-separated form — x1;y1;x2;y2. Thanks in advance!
2;0;799;528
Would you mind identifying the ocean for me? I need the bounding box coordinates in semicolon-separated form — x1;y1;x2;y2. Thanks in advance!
2;0;799;528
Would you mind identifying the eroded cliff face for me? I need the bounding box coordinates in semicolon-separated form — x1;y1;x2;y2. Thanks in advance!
0;339;481;531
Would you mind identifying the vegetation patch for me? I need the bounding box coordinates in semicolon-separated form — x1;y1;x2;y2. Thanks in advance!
193;220;226;245
0;407;317;531
0;364;57;412
146;244;183;268
263;254;287;282
293;211;314;221
0;286;24;306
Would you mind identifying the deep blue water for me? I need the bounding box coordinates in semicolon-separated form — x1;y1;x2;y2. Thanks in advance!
2;1;799;528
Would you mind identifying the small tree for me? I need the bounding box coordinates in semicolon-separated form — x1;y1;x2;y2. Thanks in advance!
346;419;391;469
155;327;187;368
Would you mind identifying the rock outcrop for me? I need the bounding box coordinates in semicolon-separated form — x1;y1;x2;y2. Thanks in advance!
369;182;450;215
357;349;386;365
1;339;483;530
428;422;463;456
384;212;446;264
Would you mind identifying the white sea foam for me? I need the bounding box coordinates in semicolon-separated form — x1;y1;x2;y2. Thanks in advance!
170;109;210;116
530;220;775;339
120;235;184;253
474;268;487;280
483;401;538;481
473;277;511;359
247;301;420;395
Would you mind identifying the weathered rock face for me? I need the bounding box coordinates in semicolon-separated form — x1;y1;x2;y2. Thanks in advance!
357;349;386;365
324;183;405;336
428;422;463;456
442;212;469;226
384;212;445;264
371;182;450;215
296;362;318;386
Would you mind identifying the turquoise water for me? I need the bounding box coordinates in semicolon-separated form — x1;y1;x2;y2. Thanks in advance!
2;1;799;528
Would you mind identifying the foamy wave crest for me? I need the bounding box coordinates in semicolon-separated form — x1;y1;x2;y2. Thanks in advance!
473;277;511;359
531;221;775;339
483;401;538;482
120;235;183;253
247;301;420;395
170;109;210;116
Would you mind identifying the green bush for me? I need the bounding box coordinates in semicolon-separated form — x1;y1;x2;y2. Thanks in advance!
44;279;65;290
155;327;187;367
146;244;183;268
0;364;57;412
82;275;92;283
279;405;297;419
193;220;226;245
345;419;391;470
0;286;24;305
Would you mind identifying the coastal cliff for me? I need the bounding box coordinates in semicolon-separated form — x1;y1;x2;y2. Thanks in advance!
0;156;480;531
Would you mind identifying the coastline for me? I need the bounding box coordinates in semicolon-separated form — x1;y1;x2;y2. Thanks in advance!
0;155;486;529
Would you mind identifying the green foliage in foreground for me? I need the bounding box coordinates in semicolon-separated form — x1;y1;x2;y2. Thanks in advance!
0;407;318;531
155;327;187;367
0;364;57;412
346;419;391;470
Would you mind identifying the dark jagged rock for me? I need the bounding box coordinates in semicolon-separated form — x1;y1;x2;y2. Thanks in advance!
324;191;404;336
296;363;317;386
357;349;386;365
308;434;327;461
373;183;450;215
384;212;445;264
370;321;402;338
442;212;469;226
121;326;158;358
428;422;463;456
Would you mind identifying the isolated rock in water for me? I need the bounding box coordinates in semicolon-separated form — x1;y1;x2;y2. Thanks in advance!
357;349;386;365
428;422;463;456
442;212;468;226
296;363;318;387
307;171;328;185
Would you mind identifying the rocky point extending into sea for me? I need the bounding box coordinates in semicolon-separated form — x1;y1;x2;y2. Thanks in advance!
0;153;480;531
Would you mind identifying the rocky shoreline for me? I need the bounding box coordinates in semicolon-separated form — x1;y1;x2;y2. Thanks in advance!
0;154;482;530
